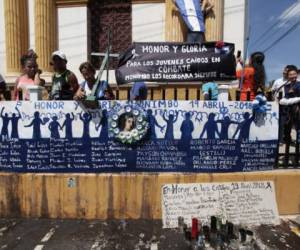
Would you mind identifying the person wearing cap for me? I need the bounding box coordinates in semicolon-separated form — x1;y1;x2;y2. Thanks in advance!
202;81;218;100
49;51;79;100
130;82;148;100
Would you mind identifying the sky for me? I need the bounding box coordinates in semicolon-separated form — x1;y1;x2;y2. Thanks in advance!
248;0;300;82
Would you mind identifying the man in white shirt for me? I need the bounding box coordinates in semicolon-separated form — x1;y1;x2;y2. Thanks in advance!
272;65;293;100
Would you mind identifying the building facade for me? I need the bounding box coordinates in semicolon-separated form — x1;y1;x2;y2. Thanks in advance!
0;0;247;84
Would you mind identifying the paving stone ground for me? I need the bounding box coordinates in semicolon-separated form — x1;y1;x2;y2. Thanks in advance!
0;218;299;250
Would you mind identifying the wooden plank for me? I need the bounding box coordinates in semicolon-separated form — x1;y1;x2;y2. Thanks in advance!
153;88;162;100
30;175;44;217
188;87;199;100
0;174;9;217
111;174;126;219
211;173;245;183
1;171;300;218
176;87;186;100
272;172;300;215
61;175;78;218
124;174;144;219
43;174;61;218
165;87;175;100
118;88;129;100
229;88;238;101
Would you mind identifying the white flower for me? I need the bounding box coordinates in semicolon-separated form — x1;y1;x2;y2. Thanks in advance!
137;116;143;122
133;109;140;116
119;132;126;139
112;114;118;120
132;129;138;137
137;125;143;130
125;106;132;113
114;128;120;134
111;121;117;128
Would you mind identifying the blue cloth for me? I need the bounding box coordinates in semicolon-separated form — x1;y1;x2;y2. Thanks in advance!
130;82;148;100
80;80;109;100
202;82;218;100
175;0;205;32
284;81;300;98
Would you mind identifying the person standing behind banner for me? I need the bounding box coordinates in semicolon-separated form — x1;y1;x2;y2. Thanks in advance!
0;74;6;101
236;52;266;101
13;54;45;100
202;81;218;100
130;82;148;100
74;62;114;100
272;65;299;100
173;0;214;43
49;51;79;100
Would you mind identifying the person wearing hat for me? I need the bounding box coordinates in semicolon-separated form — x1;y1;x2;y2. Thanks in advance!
50;51;79;100
130;81;148;100
236;51;266;101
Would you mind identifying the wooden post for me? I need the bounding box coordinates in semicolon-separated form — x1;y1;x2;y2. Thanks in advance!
35;0;58;74
165;0;187;42
205;0;224;41
4;0;29;75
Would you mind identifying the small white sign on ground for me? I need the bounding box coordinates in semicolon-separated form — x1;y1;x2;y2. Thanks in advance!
161;181;280;228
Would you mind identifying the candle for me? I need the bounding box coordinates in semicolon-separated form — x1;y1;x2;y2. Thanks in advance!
191;218;199;239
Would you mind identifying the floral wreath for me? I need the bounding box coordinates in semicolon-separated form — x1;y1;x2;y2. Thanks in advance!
108;103;149;144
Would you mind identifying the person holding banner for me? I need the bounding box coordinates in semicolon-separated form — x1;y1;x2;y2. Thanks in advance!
74;62;115;101
173;0;214;43
236;52;266;101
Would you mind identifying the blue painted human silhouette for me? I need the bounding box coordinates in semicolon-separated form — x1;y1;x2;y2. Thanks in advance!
233;112;255;141
80;111;92;139
24;111;48;139
147;109;165;140
163;111;178;140
180;112;194;141
0;107;10;141
10;107;22;139
200;113;220;139
216;116;239;139
48;116;62;139
96;109;108;142
62;113;75;140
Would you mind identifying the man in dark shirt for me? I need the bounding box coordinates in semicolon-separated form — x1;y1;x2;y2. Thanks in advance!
0;74;6;101
281;65;300;143
284;65;300;98
50;51;79;100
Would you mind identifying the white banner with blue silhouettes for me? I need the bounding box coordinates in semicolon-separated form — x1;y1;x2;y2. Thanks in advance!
0;100;278;172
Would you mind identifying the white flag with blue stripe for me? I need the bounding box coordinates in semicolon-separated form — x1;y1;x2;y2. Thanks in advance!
175;0;205;32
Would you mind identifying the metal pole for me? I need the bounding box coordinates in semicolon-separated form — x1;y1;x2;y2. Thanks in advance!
240;0;251;91
106;28;111;84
